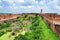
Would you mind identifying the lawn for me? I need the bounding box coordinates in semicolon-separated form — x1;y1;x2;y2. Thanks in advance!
0;31;26;40
38;16;60;40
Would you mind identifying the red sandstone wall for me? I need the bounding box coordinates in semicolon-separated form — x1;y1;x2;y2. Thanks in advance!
0;14;20;20
0;14;35;20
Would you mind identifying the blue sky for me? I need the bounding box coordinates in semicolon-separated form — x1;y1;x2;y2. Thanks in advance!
0;0;60;14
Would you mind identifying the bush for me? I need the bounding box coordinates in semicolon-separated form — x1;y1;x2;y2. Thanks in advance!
0;20;12;30
0;31;5;36
6;30;12;32
14;34;27;40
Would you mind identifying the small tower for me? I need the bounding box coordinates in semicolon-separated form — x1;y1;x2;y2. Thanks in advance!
40;9;42;14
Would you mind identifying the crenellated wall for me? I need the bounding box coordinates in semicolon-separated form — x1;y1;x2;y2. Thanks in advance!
42;13;60;36
0;14;23;20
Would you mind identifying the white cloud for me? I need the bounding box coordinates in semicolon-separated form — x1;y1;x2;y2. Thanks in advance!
0;0;1;2
19;6;33;9
35;1;38;4
32;0;36;3
14;0;25;3
24;0;36;5
40;1;44;5
39;0;46;6
18;0;24;3
53;0;58;4
0;0;60;13
3;0;14;4
48;0;59;5
2;0;38;6
0;0;2;5
8;5;34;11
0;6;2;8
28;6;32;8
55;5;60;9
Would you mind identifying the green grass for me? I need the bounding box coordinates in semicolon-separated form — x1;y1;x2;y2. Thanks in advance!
39;16;60;40
0;31;26;40
0;27;11;32
0;32;14;40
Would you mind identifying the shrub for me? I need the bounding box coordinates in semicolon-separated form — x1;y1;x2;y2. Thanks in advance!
14;34;27;40
0;31;5;36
